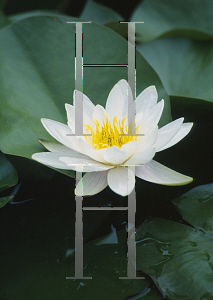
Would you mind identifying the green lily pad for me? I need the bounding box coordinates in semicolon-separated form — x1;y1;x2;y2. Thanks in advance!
81;0;123;24
0;195;13;208
137;37;213;102
136;219;213;300
0;152;18;192
131;0;213;43
0;15;171;177
103;20;128;40
136;184;213;299
173;183;213;232
9;10;66;23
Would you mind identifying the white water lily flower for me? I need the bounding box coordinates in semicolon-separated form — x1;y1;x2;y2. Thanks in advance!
32;79;193;196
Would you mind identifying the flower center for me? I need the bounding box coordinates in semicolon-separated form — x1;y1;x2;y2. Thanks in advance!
84;114;139;150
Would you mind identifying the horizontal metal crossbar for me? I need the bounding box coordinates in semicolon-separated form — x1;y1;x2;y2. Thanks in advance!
83;64;127;67
83;207;128;210
119;277;145;279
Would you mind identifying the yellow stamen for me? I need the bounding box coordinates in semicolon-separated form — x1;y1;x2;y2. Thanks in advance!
84;114;140;150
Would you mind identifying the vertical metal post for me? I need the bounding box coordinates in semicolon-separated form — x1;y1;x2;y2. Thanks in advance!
119;21;144;280
74;171;83;278
127;22;136;135
66;21;92;280
75;22;83;136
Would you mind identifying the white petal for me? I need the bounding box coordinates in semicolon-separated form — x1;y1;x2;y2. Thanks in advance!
73;90;95;119
157;123;193;152
135;101;164;138
32;152;73;170
123;127;157;165
136;86;158;115
78;138;107;164
136;160;193;185
65;103;75;126
106;79;133;120
136;126;158;151
142;99;164;128
41;118;70;143
105;80;124;121
37;139;80;154
135;111;143;126
93;105;109;127
124;146;155;165
66;90;96;135
41;118;84;153
155;117;184;152
55;126;84;153
59;157;113;172
121;141;139;158
75;171;108;196
107;167;135;196
104;146;129;165
65;103;95;134
120;80;134;119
